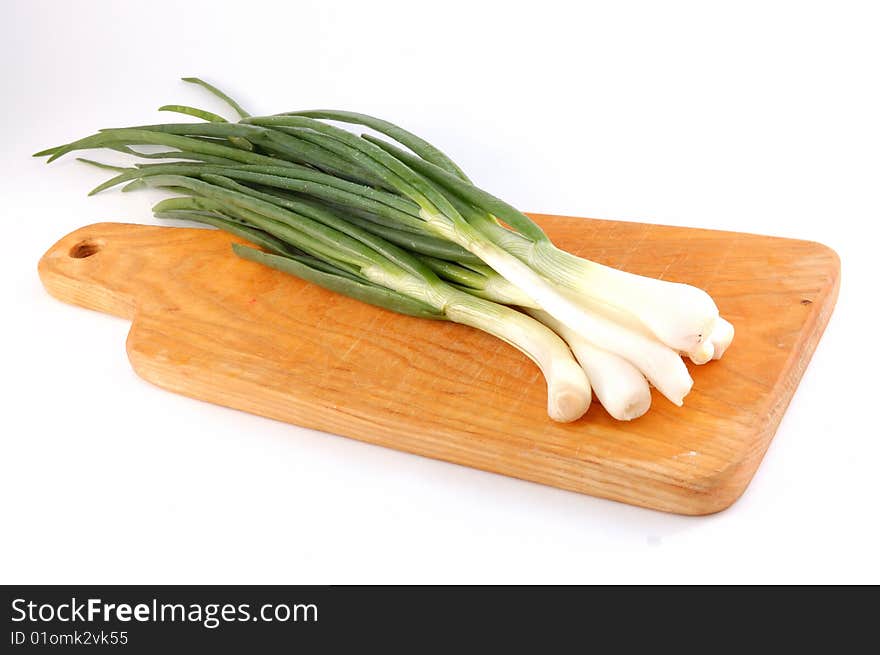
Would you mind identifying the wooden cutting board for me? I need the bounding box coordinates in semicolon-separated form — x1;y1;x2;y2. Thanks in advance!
38;216;839;515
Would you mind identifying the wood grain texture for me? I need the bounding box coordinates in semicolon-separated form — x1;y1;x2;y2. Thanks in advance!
38;216;839;514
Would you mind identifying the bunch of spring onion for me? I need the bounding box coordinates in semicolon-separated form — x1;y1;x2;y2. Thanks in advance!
35;78;734;422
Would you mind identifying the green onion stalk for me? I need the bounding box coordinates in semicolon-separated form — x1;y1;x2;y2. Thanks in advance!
35;77;735;421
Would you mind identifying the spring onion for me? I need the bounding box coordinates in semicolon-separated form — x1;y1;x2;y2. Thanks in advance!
36;77;735;422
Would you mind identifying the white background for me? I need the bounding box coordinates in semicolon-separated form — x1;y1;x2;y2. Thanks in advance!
2;0;877;584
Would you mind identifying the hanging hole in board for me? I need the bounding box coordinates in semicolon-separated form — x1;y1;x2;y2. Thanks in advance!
69;239;104;259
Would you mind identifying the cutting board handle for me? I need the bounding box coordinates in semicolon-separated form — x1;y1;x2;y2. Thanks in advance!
38;222;154;319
